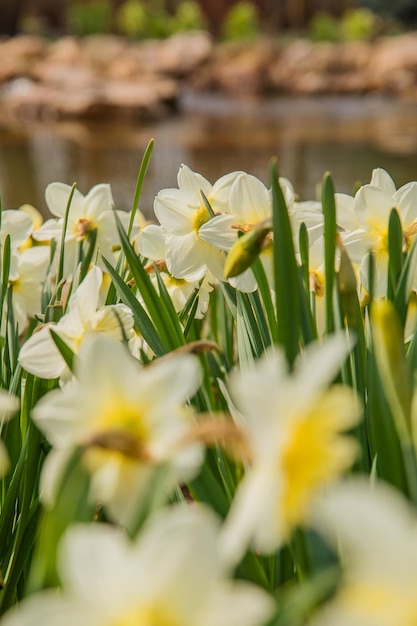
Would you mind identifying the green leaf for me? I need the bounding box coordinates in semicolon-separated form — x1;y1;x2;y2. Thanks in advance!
387;207;404;302
102;257;166;357
127;138;154;238
49;329;75;373
270;159;300;367
322;172;337;334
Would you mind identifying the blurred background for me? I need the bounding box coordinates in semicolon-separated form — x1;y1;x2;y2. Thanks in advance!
1;0;417;217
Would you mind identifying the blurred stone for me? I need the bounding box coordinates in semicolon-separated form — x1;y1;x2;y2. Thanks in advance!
368;33;417;92
0;34;47;80
207;39;279;95
156;31;213;76
3;32;417;121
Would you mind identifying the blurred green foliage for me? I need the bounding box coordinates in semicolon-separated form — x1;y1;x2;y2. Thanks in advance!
116;0;206;39
310;8;379;43
220;1;260;41
68;0;112;36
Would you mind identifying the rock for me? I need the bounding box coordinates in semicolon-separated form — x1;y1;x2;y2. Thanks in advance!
101;77;178;116
368;33;417;92
3;32;417;122
45;36;84;64
82;34;129;74
0;34;47;81
207;39;279;95
156;31;213;76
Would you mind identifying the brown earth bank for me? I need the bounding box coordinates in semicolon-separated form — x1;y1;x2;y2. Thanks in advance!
2;31;417;120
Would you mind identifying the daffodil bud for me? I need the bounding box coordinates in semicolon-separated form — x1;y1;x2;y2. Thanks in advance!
371;299;412;439
224;223;272;279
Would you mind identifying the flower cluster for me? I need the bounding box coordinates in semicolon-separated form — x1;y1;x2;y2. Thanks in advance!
1;157;417;626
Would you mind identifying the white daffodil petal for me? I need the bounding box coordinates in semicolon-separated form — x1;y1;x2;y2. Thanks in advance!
45;182;85;218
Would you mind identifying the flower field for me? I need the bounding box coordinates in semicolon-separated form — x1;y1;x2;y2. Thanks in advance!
1;138;417;625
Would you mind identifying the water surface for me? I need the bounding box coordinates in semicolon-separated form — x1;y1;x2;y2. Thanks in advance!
1;93;417;219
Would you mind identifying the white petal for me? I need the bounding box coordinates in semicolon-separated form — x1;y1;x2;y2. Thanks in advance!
154;189;199;234
18;326;67;379
230;174;271;224
177;163;212;197
199;214;238;251
139;224;167;259
84;184;114;219
370;167;397;196
45;183;85;219
393;181;417;227
1;209;33;247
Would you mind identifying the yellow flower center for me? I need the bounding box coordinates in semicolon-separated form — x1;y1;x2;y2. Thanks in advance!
75;217;95;241
192;206;211;232
280;391;357;534
309;271;325;297
86;399;151;461
339;581;417;626
111;604;180;626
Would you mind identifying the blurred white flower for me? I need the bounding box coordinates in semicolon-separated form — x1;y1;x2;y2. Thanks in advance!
19;266;133;379
311;479;417;626
0;391;20;476
220;334;361;564
1;209;33;248
1;506;273;626
8;246;49;332
33;334;203;526
154;164;241;281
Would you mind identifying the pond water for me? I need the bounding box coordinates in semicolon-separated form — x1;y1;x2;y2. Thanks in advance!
1;92;417;220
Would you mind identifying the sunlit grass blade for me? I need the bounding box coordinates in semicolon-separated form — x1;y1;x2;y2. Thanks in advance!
57;182;77;285
28;447;94;593
370;299;417;502
387;207;404;303
322;172;337;334
78;228;98;283
394;238;417;328
270;159;300;367
127;138;154;238
252;257;278;344
114;213;185;350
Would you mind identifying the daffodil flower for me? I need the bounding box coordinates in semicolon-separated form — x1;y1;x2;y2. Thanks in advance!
1;208;34;248
0;391;20;476
139;223;215;319
33;182;129;277
153;164;242;281
8;246;50;332
311;479;417;626
33;334;203;526
18;266;133;379
0;507;273;626
220;334;361;564
340;168;417;296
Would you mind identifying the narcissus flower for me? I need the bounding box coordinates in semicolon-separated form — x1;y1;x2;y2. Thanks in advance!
153;164;241;281
33;182;129;276
311;479;417;626
18;266;133;379
340;168;417;296
1;507;273;626
139;223;215;319
33;334;203;526
220;334;361;564
0;391;20;476
8;246;50;332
